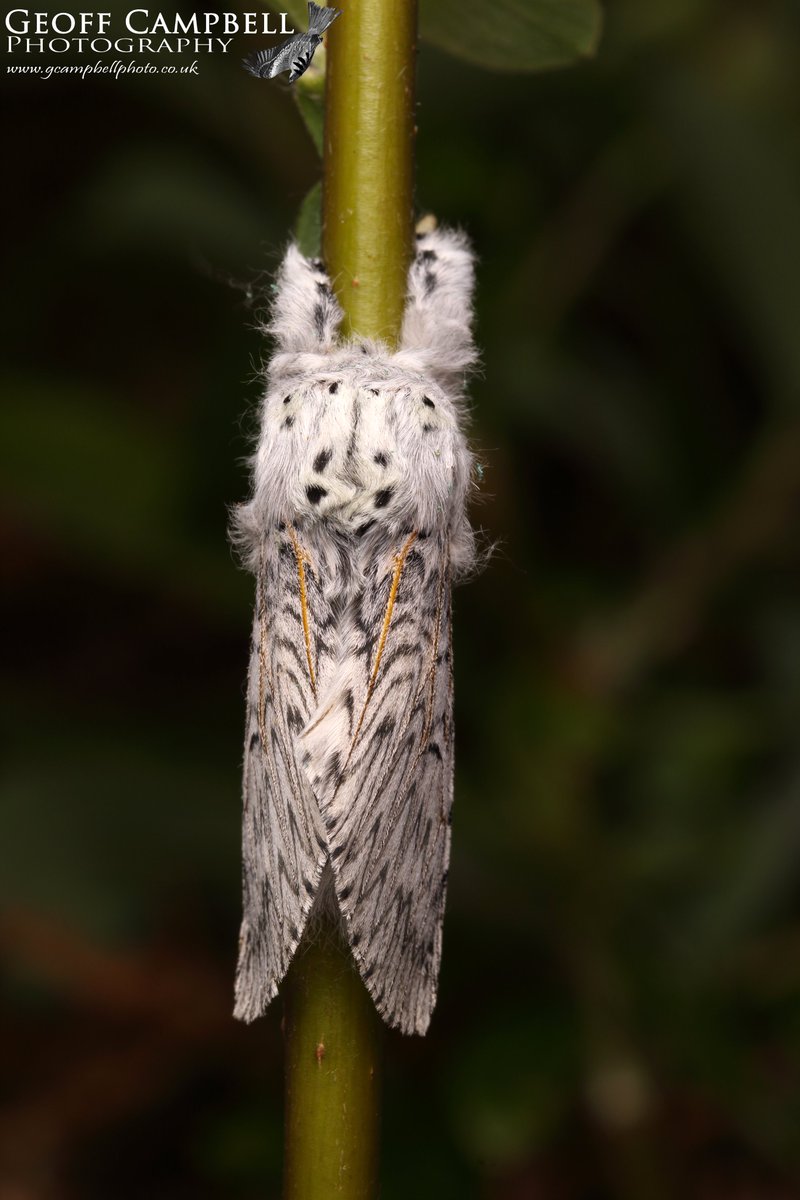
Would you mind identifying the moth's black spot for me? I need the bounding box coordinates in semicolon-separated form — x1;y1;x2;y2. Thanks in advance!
286;704;304;732
331;845;344;860
310;257;324;271
283;395;292;405
419;249;438;264
325;752;341;784
373;452;388;467
426;939;434;955
423;396;435;408
375;715;396;739
339;884;352;901
283;415;295;429
363;963;374;979
328;380;339;394
306;484;327;504
351;930;361;945
277;521;286;531
313;448;332;473
360;343;369;354
304;878;316;895
424;270;436;296
303;751;312;765
315;833;327;852
313;303;326;338
316;279;330;296
427;742;442;760
356;519;375;537
374;488;393;509
370;387;380;395
325;816;337;831
289;924;300;941
422;423;434;433
248;730;260;751
329;593;347;623
418;530;429;539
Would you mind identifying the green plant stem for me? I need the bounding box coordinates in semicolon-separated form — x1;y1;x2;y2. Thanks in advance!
323;0;417;343
282;2;417;1197
283;922;382;1199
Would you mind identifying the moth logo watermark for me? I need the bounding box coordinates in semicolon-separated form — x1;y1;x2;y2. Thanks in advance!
242;1;340;84
4;8;295;58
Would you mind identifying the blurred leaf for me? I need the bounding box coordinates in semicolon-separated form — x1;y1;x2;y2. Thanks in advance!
420;0;602;72
294;88;325;157
76;148;267;265
1;732;237;935
659;72;800;405
196;1098;283;1186
284;0;310;30
446;1005;577;1166
685;765;800;962
295;182;323;257
292;37;327;155
0;377;185;550
0;377;240;613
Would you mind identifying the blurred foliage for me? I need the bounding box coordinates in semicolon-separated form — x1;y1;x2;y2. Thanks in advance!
3;0;800;1198
420;0;602;73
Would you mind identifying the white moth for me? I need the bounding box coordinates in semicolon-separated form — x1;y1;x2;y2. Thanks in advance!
232;227;476;1036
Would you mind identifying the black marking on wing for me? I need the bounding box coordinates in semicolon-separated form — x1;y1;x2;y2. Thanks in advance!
301;532;455;1035
234;531;339;1024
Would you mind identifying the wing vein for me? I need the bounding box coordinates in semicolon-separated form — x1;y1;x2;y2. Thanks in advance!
344;531;418;768
287;525;318;700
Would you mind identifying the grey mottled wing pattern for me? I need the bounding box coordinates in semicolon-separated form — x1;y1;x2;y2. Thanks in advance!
242;37;319;82
242;4;340;83
234;526;335;1022
301;531;454;1035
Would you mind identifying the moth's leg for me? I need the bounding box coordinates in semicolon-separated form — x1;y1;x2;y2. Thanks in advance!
267;244;342;356
399;227;477;383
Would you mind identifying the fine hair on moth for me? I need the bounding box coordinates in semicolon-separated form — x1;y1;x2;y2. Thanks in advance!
232;226;477;1036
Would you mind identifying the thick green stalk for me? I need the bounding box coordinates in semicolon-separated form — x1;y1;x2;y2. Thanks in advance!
283;921;382;1199
282;2;416;1197
323;0;417;343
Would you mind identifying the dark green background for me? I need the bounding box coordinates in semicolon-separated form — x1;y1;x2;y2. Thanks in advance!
4;1;800;1196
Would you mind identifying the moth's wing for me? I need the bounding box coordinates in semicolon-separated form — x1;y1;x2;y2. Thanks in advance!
306;0;341;35
285;37;320;83
301;532;454;1035
234;527;332;1022
242;41;294;78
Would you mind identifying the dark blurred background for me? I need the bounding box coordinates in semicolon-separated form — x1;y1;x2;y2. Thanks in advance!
4;1;800;1196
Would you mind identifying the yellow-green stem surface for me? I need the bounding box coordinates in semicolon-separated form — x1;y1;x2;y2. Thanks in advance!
283;924;382;1199
323;0;417;343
